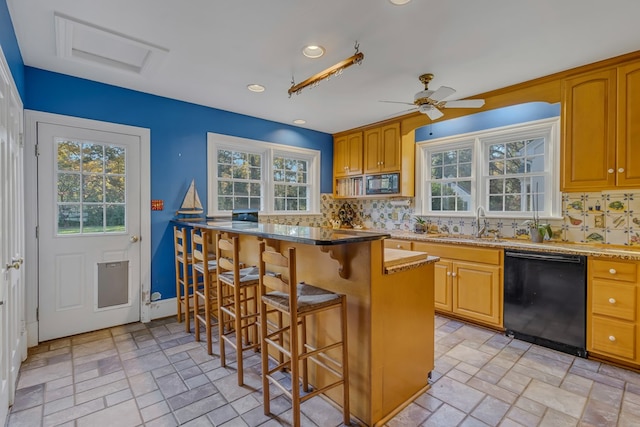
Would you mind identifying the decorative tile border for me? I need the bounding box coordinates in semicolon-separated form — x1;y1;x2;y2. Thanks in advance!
321;189;640;246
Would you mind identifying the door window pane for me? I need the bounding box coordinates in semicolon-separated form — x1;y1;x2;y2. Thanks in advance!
55;138;126;235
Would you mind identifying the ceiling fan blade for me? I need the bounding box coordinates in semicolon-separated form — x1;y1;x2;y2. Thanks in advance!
425;106;444;120
379;100;415;106
444;99;486;108
429;86;456;102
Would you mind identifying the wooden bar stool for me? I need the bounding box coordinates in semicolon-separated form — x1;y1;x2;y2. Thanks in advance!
216;233;261;386
191;227;218;355
174;226;193;333
258;242;350;427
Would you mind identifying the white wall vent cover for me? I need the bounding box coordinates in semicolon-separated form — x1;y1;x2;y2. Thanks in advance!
54;12;169;75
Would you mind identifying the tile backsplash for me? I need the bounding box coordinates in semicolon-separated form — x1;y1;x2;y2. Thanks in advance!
317;191;640;247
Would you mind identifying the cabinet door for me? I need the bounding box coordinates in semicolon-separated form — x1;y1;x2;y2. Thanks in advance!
334;135;348;178
617;61;640;187
346;132;363;176
434;260;453;312
380;123;401;173
561;68;617;191
452;262;502;326
364;127;381;173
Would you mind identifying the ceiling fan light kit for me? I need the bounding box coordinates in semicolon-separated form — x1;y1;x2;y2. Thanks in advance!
288;42;363;97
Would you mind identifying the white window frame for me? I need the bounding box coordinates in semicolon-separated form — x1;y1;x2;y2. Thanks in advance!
207;132;321;216
415;117;561;219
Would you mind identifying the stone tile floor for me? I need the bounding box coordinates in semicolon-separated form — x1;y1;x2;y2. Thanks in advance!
6;315;640;426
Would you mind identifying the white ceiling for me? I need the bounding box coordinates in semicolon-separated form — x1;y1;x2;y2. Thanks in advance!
8;0;640;134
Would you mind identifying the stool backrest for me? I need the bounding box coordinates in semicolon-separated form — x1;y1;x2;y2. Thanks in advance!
216;234;240;277
191;227;210;265
258;242;297;310
174;226;188;260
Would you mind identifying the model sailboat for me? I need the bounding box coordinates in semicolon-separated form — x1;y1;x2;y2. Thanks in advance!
176;179;204;216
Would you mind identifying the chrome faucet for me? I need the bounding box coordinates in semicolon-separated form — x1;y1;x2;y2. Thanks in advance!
475;206;488;238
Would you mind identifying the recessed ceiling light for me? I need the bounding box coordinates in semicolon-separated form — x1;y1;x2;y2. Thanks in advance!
293;119;306;125
302;45;325;59
247;84;265;92
389;0;411;5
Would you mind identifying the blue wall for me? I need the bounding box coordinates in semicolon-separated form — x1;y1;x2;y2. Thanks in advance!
415;102;561;141
0;0;25;98
24;67;333;301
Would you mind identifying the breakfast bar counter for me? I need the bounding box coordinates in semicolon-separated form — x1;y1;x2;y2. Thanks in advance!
175;220;438;426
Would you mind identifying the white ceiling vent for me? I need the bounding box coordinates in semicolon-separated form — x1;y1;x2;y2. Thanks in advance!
54;12;169;75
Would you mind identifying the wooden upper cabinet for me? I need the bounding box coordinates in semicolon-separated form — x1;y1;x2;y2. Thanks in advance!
561;67;617;191
364;123;401;174
562;59;640;191
334;132;363;177
616;61;640;187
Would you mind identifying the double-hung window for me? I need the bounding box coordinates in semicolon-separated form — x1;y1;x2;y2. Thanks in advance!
207;133;320;215
417;117;560;218
427;142;474;213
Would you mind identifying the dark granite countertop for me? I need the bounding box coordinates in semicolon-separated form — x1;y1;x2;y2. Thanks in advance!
172;220;391;246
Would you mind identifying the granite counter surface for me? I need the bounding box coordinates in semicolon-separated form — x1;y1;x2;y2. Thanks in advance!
387;230;640;261
173;220;391;246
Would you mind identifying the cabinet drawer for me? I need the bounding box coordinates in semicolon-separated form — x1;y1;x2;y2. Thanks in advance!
384;239;412;250
591;279;637;321
413;242;502;265
590;316;636;360
590;259;637;282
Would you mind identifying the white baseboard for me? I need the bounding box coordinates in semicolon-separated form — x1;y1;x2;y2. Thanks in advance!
148;297;178;321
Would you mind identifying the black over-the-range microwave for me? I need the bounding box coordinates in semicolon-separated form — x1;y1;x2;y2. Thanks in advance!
365;173;400;195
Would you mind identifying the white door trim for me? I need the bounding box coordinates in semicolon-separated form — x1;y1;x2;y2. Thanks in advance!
24;110;151;346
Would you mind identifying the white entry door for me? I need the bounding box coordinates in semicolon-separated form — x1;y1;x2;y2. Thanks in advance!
0;55;25;424
37;123;142;341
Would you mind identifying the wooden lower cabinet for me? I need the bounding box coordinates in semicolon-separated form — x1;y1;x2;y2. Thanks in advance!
433;260;453;312
452;261;501;326
587;258;640;366
414;242;503;328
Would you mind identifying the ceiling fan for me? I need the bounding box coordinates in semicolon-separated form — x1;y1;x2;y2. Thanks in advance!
382;73;485;120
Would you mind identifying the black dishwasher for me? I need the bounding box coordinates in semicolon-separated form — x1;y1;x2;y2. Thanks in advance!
504;249;587;357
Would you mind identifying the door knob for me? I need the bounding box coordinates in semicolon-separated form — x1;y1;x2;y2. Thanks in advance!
130;235;140;243
618;168;625;173
5;261;20;270
608;298;616;304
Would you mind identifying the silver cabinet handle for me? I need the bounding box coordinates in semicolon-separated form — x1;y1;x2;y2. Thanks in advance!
618;168;625;173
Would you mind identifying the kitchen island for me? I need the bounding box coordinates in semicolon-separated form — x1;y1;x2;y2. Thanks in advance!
174;220;438;426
